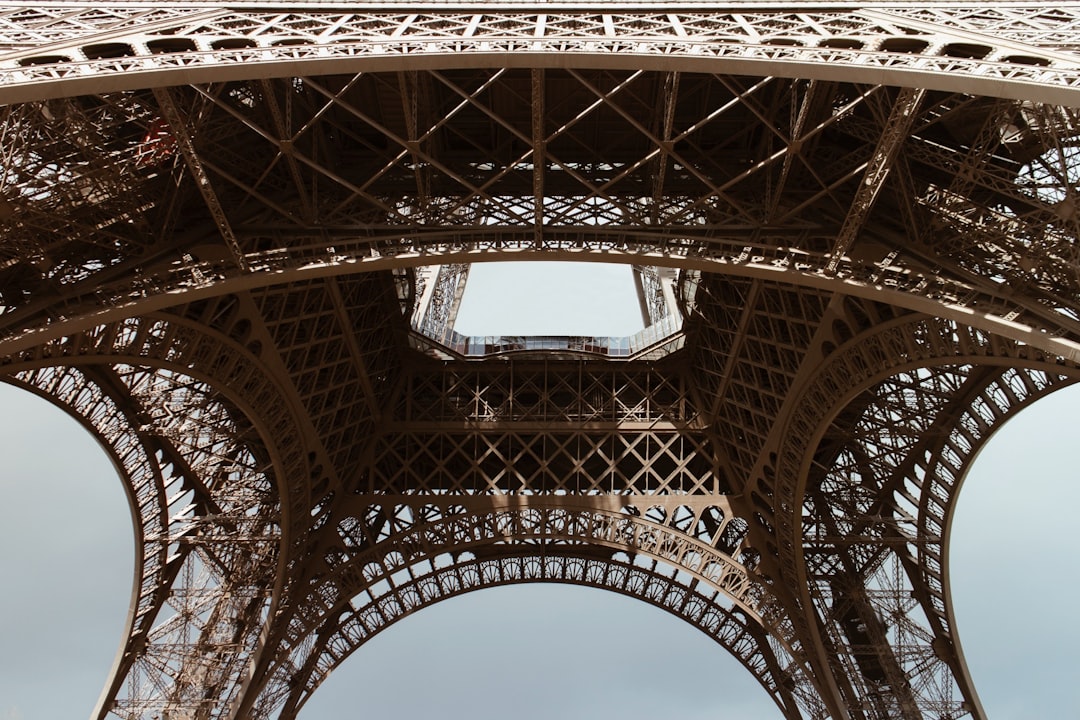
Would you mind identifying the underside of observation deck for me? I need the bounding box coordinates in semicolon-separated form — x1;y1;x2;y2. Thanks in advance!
2;3;1080;719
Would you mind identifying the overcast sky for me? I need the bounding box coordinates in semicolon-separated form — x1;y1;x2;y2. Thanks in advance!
1;263;1077;719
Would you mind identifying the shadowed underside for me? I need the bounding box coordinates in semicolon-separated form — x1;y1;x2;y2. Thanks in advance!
2;2;1080;719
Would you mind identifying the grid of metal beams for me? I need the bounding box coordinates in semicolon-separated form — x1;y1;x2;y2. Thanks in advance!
2;3;1080;719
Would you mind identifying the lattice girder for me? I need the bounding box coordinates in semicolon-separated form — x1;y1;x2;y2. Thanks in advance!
3;362;281;720
5;70;1080;369
803;363;1070;719
4;5;1080;106
274;550;816;720
248;500;815;720
0;310;321;719
762;303;1080;718
371;359;718;496
4;4;1080;720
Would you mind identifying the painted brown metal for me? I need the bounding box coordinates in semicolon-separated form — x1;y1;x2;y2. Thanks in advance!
2;3;1080;718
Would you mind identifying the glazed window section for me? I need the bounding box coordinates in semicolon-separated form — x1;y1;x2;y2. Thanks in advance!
407;262;685;359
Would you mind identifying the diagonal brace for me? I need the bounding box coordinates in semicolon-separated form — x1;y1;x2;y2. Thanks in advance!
827;87;926;273
153;87;249;272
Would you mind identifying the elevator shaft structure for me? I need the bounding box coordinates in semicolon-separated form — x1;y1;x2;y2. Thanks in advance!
2;3;1080;718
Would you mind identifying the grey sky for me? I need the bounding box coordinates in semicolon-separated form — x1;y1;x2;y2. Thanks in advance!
1;262;1077;719
454;261;646;337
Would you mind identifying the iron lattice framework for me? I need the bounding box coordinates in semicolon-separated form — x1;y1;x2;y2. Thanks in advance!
2;2;1080;718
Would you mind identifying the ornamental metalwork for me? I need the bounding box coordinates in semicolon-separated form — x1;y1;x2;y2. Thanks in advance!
2;2;1080;719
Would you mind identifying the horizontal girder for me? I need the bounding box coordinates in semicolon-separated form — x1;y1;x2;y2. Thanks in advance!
2;64;1080;366
3;5;1080;106
3;4;1080;720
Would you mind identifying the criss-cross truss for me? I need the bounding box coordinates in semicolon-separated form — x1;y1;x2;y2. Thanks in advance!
2;2;1080;718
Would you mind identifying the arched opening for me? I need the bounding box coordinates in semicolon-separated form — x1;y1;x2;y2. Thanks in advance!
81;42;136;59
951;383;1080;719
0;382;132;719
2;366;1077;718
299;584;781;720
879;37;930;54
17;54;70;66
146;38;199;55
941;43;992;60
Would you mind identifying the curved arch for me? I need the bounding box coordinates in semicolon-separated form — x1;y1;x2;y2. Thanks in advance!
3;363;283;719
295;582;785;720
6;248;1080;373
2;75;1078;365
260;507;783;669
804;363;1070;718
0;312;315;720
775;313;1080;582
287;552;807;719
264;544;816;720
240;503;817;717
768;310;1080;587
3;9;1080;106
769;311;1080;717
928;368;1071;715
1;311;315;539
334;505;771;617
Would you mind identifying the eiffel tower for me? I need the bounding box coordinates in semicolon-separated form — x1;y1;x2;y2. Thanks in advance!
2;2;1079;718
